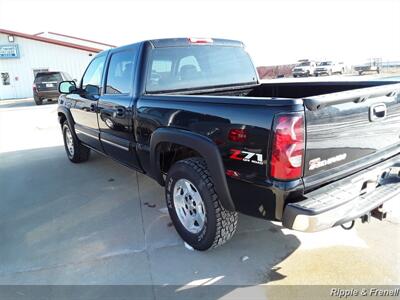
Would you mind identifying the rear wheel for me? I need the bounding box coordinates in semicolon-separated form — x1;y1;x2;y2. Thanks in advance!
165;158;238;250
34;95;43;105
62;121;90;163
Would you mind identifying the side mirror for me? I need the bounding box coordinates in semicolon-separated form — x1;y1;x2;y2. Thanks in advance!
59;81;77;94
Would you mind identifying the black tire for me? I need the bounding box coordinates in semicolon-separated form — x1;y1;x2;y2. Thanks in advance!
34;95;43;105
165;158;238;250
62;121;90;163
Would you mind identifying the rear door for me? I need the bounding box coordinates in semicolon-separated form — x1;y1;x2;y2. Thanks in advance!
303;82;400;189
97;47;141;169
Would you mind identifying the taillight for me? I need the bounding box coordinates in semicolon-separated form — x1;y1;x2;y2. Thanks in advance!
270;113;304;180
32;83;37;91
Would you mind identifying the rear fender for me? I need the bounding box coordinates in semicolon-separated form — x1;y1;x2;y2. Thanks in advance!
149;128;235;211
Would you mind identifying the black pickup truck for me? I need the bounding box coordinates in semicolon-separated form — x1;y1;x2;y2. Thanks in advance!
57;38;400;250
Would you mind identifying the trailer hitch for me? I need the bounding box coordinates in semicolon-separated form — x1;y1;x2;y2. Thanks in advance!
341;204;389;230
371;205;387;221
341;212;370;230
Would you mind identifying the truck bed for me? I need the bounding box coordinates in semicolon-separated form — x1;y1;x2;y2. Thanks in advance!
165;80;400;192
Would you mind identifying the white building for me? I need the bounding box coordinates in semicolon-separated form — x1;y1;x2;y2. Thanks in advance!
0;29;115;100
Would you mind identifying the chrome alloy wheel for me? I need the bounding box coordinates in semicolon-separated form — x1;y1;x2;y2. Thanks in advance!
65;127;74;156
173;178;206;234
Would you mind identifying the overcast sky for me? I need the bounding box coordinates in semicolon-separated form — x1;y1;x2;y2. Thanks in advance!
0;0;399;66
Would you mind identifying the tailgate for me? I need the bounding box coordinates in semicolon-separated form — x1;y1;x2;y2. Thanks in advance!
36;81;58;91
303;82;400;189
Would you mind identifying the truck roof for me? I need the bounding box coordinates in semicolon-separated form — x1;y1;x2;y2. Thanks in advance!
96;38;245;58
148;38;244;48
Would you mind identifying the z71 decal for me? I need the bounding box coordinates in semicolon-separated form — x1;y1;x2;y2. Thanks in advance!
230;149;264;165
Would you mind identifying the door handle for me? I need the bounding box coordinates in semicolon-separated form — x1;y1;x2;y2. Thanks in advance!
114;107;126;118
99;107;126;118
369;103;387;121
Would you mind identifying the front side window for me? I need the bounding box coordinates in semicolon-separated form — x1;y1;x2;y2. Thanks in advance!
105;51;135;94
81;55;106;90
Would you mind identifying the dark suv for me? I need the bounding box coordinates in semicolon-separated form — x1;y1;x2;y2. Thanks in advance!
33;71;73;105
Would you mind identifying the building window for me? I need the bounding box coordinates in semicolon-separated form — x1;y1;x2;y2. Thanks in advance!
1;73;10;85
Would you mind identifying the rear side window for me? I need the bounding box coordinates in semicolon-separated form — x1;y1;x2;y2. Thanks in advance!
35;72;62;83
82;55;106;90
105;51;135;94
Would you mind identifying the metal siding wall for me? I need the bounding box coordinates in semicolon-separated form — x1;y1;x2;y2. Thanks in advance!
0;33;97;99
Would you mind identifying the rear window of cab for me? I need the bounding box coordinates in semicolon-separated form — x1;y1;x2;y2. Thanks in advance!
146;46;257;93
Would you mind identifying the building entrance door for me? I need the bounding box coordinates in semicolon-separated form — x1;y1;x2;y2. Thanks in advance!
0;72;17;99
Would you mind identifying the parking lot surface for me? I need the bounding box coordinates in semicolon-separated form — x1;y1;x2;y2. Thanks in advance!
0;97;399;297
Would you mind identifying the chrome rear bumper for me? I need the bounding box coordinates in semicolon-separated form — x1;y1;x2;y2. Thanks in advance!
283;155;400;232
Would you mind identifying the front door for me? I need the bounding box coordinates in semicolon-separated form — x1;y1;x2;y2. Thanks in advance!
97;47;141;169
68;54;106;150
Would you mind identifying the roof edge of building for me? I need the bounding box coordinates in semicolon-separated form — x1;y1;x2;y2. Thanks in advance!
0;28;105;53
47;31;116;48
